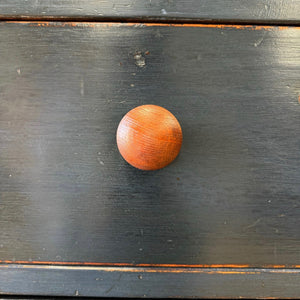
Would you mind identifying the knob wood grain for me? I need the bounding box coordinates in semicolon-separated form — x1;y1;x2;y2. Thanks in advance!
116;105;182;170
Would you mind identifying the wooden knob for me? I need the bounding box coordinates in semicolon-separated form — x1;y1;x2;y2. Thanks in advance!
116;105;182;170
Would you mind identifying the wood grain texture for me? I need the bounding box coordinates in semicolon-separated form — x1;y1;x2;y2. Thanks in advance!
0;0;300;24
0;21;300;297
2;264;300;298
0;21;299;266
0;20;299;266
117;105;182;170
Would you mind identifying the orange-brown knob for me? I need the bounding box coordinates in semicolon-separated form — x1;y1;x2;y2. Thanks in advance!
116;105;182;170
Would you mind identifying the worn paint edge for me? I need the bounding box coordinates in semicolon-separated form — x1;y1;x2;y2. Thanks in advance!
2;21;299;30
1;260;300;269
2;264;300;274
2;265;300;298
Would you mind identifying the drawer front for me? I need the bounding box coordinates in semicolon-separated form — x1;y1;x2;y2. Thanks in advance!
0;22;300;297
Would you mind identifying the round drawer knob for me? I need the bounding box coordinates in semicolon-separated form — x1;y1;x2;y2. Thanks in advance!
116;105;182;170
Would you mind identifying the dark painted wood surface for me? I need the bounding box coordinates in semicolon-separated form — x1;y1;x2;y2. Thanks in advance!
2;265;300;298
1;0;300;23
1;22;299;266
0;22;300;297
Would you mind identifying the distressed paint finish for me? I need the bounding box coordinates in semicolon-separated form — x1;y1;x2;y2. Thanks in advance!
0;0;300;24
1;264;300;298
2;260;300;269
5;20;300;30
0;21;300;266
0;21;300;297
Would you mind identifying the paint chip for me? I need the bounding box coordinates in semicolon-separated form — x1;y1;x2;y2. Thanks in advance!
98;159;105;165
134;52;146;68
80;79;84;96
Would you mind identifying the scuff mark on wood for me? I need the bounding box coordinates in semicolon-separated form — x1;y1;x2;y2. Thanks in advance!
3;21;299;30
1;260;300;269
